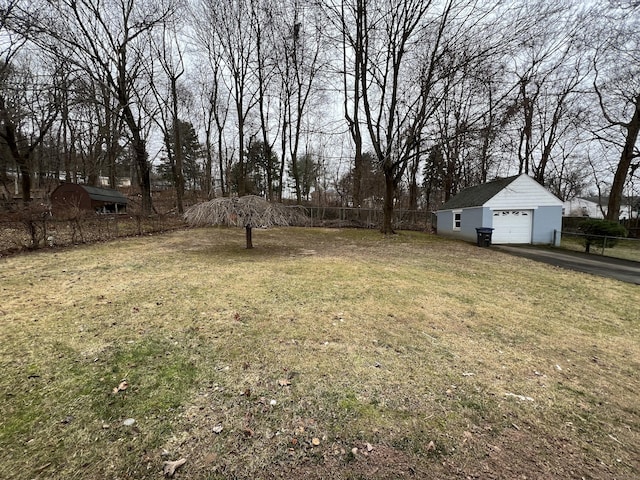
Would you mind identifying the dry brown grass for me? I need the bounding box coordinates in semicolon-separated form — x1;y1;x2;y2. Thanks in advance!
1;227;638;479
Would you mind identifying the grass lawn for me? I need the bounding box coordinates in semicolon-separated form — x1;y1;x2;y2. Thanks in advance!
1;227;638;479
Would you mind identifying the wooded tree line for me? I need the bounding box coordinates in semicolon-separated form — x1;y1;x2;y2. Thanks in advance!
0;0;638;229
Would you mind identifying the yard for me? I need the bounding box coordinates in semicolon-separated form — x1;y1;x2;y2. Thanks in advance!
1;227;638;479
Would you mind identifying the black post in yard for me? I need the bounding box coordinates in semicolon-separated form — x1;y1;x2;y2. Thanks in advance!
245;224;253;249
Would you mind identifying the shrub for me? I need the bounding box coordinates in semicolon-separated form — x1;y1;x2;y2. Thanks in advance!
578;219;628;252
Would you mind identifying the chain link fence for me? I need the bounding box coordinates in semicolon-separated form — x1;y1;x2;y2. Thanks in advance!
560;230;640;262
300;206;432;231
0;205;433;256
0;212;185;256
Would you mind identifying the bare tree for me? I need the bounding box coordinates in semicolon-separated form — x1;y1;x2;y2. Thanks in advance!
147;21;188;212
190;10;233;198
274;0;325;204
356;0;501;233
0;56;59;204
321;0;369;208
35;0;176;214
591;3;640;220
251;0;281;201
0;1;61;204
500;1;589;184
198;0;258;197
184;195;306;248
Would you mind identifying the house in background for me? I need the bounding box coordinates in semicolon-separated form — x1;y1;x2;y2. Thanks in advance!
51;183;128;216
562;196;638;220
436;174;563;246
562;197;603;218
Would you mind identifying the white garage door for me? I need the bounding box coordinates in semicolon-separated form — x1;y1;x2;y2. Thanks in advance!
491;210;532;244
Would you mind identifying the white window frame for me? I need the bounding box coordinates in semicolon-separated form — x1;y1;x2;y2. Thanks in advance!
453;210;462;231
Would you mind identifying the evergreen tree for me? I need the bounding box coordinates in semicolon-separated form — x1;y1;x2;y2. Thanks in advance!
231;140;279;197
160;120;204;191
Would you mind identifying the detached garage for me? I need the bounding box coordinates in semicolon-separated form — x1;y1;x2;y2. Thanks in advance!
51;183;128;216
435;174;562;246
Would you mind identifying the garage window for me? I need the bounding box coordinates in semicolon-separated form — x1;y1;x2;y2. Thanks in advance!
453;211;462;230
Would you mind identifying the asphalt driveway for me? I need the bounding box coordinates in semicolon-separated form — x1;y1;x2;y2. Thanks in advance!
496;245;640;285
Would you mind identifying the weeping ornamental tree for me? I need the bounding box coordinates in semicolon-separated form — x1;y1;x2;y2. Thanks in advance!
183;196;307;249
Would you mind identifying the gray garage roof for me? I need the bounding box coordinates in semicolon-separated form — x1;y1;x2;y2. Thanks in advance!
82;185;128;204
439;175;519;210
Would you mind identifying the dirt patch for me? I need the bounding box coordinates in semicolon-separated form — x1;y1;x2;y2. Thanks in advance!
452;427;619;480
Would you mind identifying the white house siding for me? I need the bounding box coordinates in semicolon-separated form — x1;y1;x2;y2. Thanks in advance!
562;198;637;220
485;175;563;210
562;198;603;218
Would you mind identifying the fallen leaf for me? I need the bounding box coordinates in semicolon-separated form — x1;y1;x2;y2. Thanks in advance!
112;380;128;394
278;379;291;387
163;458;186;477
505;392;534;402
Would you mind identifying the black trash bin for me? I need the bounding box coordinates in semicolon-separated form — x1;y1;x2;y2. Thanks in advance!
475;227;494;247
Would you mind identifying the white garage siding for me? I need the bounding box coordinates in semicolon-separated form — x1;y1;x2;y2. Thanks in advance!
491;210;533;244
484;175;561;210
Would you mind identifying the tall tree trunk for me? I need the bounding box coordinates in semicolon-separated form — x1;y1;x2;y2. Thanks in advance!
204;133;213;198
2;121;32;204
171;79;184;213
278;116;287;202
407;151;420;211
381;166;395;234
217;127;226;197
290;152;301;204
479;87;493;184
121;98;152;213
18;157;31;205
518;78;534;175
607;95;640;221
245;225;253;249
349;0;365;207
134;135;152;214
